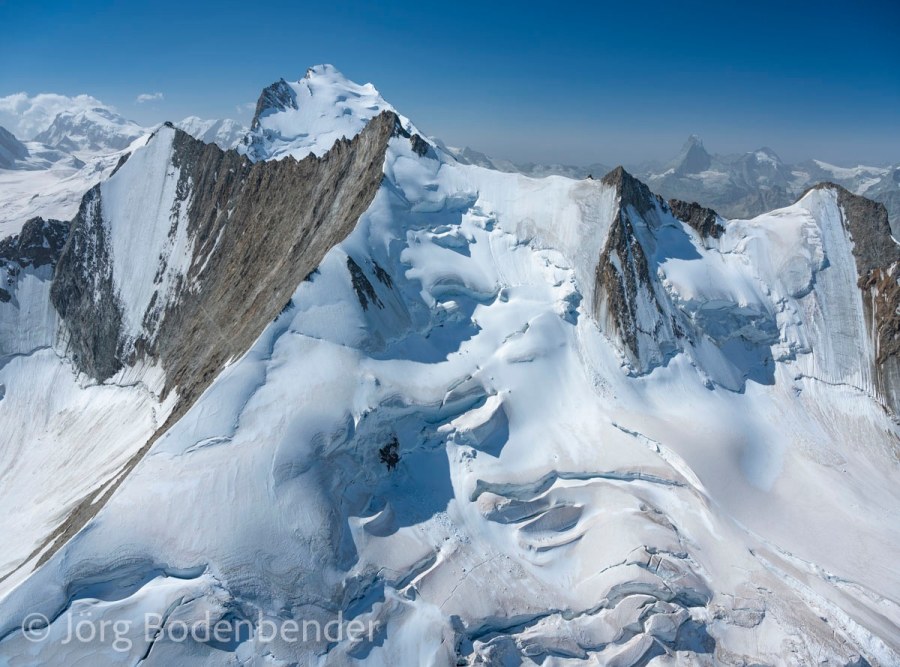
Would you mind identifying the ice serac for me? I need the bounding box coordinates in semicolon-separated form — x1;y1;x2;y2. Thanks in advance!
53;113;396;405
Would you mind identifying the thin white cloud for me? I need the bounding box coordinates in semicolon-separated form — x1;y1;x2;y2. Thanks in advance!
0;92;111;139
135;92;164;104
235;102;255;118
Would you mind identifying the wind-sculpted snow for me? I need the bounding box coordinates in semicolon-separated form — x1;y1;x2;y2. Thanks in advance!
0;67;898;666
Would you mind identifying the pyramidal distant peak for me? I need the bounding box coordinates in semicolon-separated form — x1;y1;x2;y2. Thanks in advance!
671;133;712;175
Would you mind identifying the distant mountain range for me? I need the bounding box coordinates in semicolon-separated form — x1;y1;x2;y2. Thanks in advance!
443;135;900;233
643;135;899;229
0;111;247;238
6;104;896;232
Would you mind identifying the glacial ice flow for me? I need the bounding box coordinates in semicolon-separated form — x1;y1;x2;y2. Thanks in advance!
0;66;897;666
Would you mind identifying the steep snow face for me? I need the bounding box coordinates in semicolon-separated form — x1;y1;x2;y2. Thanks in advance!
100;125;195;344
33;107;146;156
1;104;898;667
175;116;246;149
240;64;416;161
0;215;176;591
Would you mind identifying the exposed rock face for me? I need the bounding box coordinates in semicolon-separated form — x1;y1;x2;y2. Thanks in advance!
601;166;657;216
0;217;69;270
806;183;900;413
250;79;298;131
593;168;679;372
51;188;122;380
52;111;397;407
22;111;397;571
0;126;28;168
672;135;712;176
0;217;70;356
667;199;724;239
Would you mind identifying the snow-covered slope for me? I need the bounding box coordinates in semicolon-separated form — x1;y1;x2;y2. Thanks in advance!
175;116;246;150
240;64;416;161
0;66;898;666
0;133;149;238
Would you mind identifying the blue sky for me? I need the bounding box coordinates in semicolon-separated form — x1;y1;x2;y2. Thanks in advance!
1;0;898;166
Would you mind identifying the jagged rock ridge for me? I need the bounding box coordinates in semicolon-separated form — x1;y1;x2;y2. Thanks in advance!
53;111;398;405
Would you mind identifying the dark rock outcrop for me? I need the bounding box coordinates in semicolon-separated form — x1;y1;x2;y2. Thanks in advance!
347;256;384;311
51;189;123;380
0;217;69;270
601;166;657;216
250;79;298;131
409;133;432;158
593;168;677;371
667;199;724;239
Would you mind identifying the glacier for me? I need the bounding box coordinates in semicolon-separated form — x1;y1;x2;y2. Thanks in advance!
0;65;898;666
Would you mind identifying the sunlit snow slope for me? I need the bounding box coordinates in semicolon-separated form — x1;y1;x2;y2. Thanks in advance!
0;66;898;666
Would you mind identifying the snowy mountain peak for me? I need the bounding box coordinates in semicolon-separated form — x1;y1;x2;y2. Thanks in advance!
601;165;658;214
752;146;783;164
240;64;415;162
33;107;146;155
685;133;704;147
670;134;712;175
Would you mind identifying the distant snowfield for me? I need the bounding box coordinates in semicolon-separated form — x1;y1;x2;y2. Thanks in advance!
0;114;244;237
0;67;897;665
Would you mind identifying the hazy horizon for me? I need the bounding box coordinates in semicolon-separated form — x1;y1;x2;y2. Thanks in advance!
2;0;898;168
